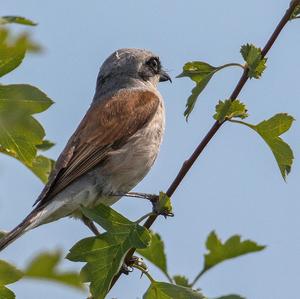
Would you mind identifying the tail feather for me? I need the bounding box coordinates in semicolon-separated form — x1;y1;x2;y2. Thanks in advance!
0;210;41;252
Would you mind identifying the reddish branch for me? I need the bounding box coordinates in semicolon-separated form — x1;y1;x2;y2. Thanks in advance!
110;0;300;290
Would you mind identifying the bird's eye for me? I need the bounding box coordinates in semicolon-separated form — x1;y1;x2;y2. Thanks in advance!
146;57;160;73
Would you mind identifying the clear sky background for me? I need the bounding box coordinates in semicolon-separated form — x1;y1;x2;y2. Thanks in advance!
1;1;300;299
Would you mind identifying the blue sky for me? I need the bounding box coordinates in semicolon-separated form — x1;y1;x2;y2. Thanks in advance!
1;1;300;298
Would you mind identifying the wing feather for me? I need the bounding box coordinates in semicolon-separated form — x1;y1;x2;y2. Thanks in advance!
34;89;160;207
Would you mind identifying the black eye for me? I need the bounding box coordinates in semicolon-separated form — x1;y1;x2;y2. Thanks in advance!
146;57;160;73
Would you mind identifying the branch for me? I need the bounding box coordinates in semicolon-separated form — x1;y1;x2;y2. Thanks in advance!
109;0;300;291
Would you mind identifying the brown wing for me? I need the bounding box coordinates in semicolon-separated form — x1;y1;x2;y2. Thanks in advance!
34;88;160;208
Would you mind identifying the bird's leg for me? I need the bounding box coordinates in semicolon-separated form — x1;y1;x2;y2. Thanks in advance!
111;192;159;204
81;215;101;236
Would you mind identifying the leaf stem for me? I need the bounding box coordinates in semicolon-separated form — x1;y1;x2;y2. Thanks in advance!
109;1;300;290
190;269;205;288
219;62;245;70
132;264;155;283
135;212;155;224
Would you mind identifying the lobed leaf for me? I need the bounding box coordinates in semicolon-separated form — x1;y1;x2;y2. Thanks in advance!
0;260;23;285
231;113;294;180
143;281;206;299
36;140;55;151
214;100;248;122
177;62;242;119
173;275;190;287
240;44;267;79
24;251;83;289
137;231;168;277
68;204;151;299
0;16;36;26
203;231;265;273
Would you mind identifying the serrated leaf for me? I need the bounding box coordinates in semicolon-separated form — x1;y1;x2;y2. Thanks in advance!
0;260;23;285
137;232;168;276
0;16;37;26
290;4;300;19
231;113;294;180
214;100;248;122
240;44;267;79
67;204;151;299
143;282;206;299
0;286;15;299
27;155;55;183
215;295;246;299
203;231;265;273
173;275;190;287
24;251;83;289
177;62;242;120
0;84;54;170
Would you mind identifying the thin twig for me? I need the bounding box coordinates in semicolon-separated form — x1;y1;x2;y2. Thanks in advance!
109;1;300;291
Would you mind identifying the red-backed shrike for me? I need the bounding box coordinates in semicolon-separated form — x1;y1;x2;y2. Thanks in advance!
0;48;171;251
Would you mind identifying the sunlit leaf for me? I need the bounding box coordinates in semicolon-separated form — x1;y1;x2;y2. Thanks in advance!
24;251;83;289
0;260;23;285
203;231;265;273
143;282;206;299
67;204;151;299
173;275;190;287
0;285;15;299
177;62;242;119
240;44;267;79
137;232;168;277
214;99;248;122
0;84;54;168
27;155;55;183
0;16;37;26
231;113;294;180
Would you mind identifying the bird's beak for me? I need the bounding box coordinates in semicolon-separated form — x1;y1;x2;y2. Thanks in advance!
159;70;172;83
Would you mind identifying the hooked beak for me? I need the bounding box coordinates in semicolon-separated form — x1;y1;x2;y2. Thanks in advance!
159;69;172;83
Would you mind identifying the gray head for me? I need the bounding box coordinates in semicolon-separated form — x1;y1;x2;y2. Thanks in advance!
95;48;171;97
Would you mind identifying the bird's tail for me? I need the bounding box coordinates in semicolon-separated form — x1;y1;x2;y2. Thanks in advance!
0;209;43;252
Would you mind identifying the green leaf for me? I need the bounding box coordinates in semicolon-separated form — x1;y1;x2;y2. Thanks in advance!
67;204;151;299
0;29;26;77
24;251;83;290
154;192;173;216
0;84;54;168
27;155;55;183
173;275;190;287
177;62;242;120
0;84;53;114
231;113;294;180
290;4;300;20
137;232;168;276
215;295;245;299
240;44;267;79
0;286;15;299
143;282;206;299
36;140;55;151
203;231;265;273
213;100;248;122
0;260;23;285
0;16;37;26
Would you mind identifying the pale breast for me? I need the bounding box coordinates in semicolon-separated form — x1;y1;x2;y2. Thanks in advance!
99;98;165;197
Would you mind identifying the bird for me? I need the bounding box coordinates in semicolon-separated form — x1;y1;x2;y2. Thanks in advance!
0;48;171;251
